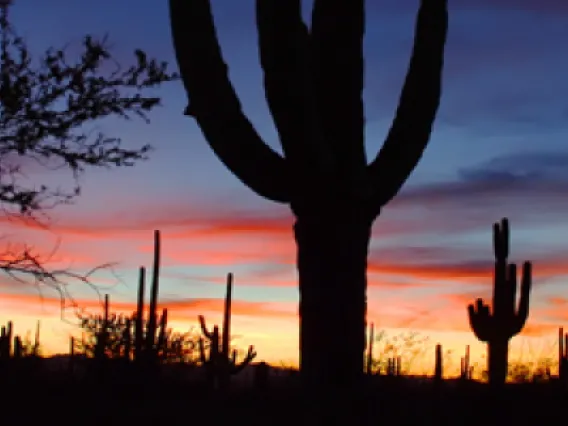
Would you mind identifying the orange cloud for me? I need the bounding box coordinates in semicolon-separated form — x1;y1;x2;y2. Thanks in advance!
0;291;296;323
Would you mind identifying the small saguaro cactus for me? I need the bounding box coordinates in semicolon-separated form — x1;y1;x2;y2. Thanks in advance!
129;230;168;365
386;356;401;376
460;345;472;380
365;322;374;375
198;273;257;389
0;321;13;358
434;343;443;382
467;218;532;387
559;327;568;384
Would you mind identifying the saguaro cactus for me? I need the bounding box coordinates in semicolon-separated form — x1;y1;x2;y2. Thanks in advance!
467;218;532;387
133;230;167;366
559;327;567;384
434;343;443;382
460;345;471;380
365;322;374;375
198;273;256;389
169;0;448;390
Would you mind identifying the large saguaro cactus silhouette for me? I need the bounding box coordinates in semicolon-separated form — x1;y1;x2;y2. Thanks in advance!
169;0;448;390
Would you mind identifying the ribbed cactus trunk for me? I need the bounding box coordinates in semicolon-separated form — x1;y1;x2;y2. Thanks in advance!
488;340;508;385
297;218;371;387
169;0;448;393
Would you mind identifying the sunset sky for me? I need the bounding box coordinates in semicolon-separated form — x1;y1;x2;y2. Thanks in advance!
2;0;568;376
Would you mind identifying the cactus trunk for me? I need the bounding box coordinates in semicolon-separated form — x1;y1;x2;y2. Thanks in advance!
134;266;145;362
488;339;508;385
558;327;567;384
434;343;443;382
145;230;161;363
296;218;370;389
365;322;374;375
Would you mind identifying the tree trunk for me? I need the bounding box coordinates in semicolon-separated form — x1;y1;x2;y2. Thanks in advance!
294;212;372;393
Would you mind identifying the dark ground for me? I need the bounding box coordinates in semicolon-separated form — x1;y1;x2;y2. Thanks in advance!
4;364;566;426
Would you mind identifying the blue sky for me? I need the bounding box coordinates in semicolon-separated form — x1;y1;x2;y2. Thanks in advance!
1;0;568;372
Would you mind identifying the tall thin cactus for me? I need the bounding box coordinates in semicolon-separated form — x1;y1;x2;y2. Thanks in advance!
132;230;167;366
33;320;40;356
460;345;471;380
198;273;257;389
0;321;12;358
145;229;161;362
94;294;110;361
434;343;442;382
365;322;374;375
467;218;532;387
169;0;448;390
559;327;567;384
134;266;146;361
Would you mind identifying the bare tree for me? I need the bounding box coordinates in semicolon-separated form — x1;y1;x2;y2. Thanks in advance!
0;3;177;297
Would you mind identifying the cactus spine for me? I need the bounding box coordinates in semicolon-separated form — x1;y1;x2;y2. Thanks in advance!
199;273;257;389
467;218;532;387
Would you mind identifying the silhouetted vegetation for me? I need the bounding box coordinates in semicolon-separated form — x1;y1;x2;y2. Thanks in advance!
169;0;448;393
0;2;177;295
0;1;565;425
198;273;257;390
468;218;532;387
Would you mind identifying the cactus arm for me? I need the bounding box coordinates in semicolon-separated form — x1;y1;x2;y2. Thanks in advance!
468;300;492;342
198;315;214;339
310;0;366;179
367;0;448;209
510;261;532;335
157;308;168;353
169;0;290;203
230;345;257;375
501;263;517;317
256;1;328;173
